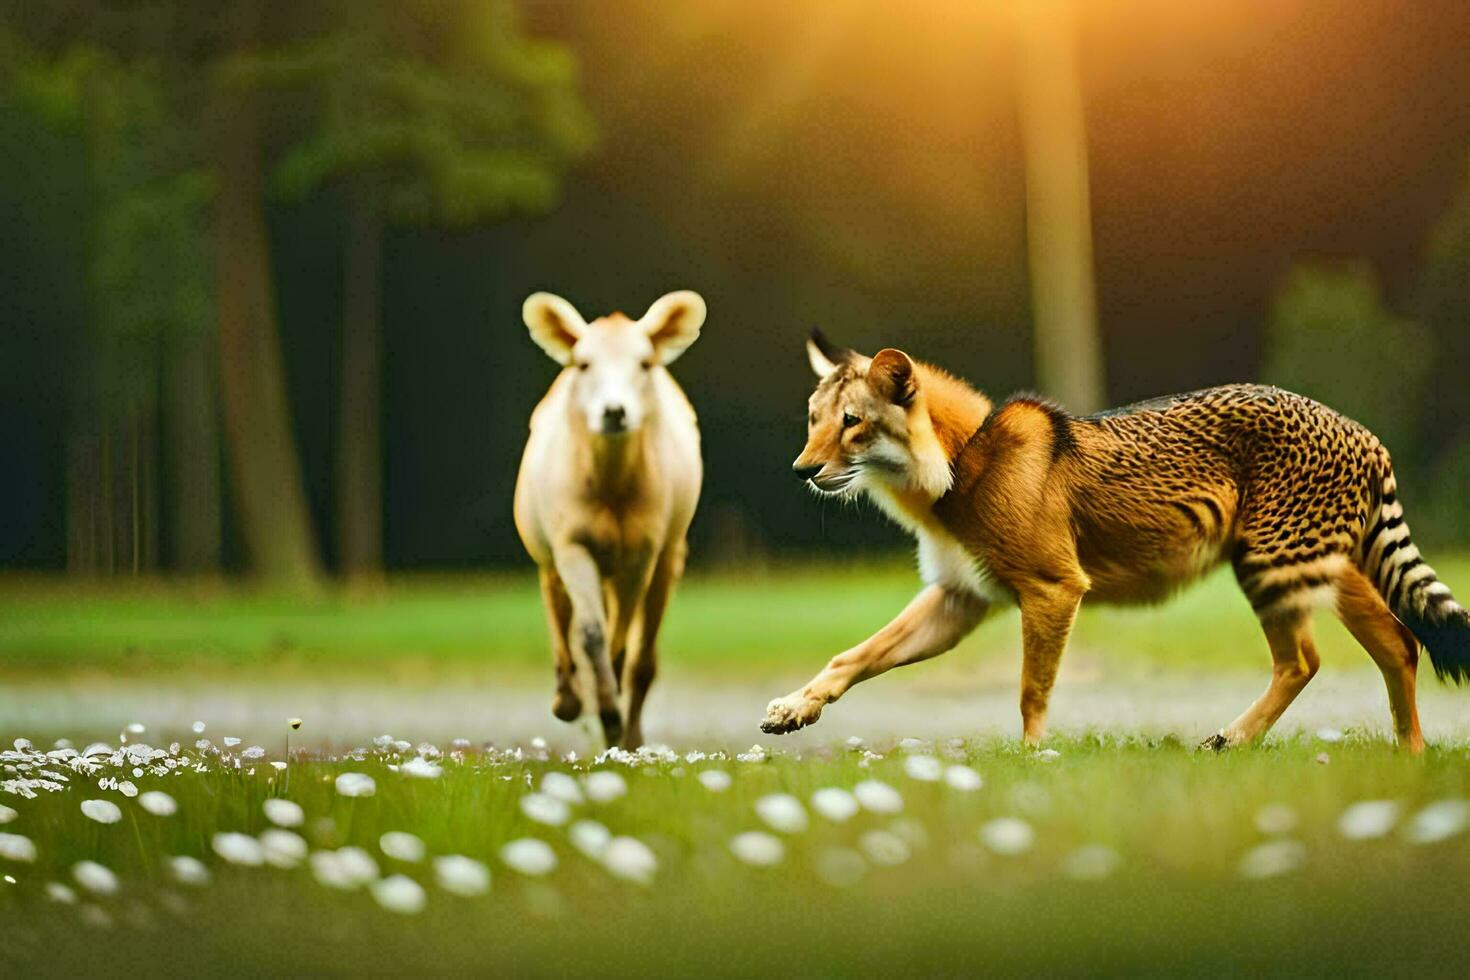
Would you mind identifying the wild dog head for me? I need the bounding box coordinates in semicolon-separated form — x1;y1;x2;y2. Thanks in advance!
793;330;955;500
523;290;705;436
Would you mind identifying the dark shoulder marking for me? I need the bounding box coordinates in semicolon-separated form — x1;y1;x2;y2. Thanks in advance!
988;392;1076;462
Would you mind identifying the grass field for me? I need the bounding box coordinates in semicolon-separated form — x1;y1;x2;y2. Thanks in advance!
6;559;1470;974
4;731;1470;975
6;554;1470;674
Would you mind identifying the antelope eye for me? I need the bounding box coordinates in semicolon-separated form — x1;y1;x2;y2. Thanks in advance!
842;412;861;428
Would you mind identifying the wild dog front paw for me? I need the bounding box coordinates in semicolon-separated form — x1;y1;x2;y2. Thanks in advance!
760;693;824;734
1199;732;1229;752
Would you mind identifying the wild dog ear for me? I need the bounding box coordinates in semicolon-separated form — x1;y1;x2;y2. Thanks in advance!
641;290;706;365
522;292;586;364
807;328;866;379
868;348;917;406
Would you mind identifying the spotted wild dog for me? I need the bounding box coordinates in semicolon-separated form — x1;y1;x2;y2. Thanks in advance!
760;331;1470;752
515;291;705;748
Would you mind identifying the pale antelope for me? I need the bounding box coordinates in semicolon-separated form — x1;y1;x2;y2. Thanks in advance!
515;291;705;747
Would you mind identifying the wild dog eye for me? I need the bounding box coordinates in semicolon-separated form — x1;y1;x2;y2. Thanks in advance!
640;359;654;371
842;412;861;428
808;412;817;426
575;361;590;372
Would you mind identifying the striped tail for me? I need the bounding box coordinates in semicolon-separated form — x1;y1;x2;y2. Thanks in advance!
1360;462;1470;684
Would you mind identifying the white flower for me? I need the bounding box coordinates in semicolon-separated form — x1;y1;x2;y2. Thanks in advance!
0;804;16;824
1239;839;1306;879
1404;799;1470;844
73;860;118;895
400;756;442;779
380;831;426;863
755;794;808;834
898;737;929;754
1036;748;1062;761
854;780;904;814
1063;844;1122;880
944;765;983;792
902;755;944;782
601;836;658;884
980;817;1035;856
138;791;177;817
889;817;929;849
810;787;860;823
168;855;211;886
1254;803;1298;836
45;881;77;904
1315;727;1344;743
1338;800;1400;840
729;831;784;866
521;793;571;827
697;770;732;793
500;838;557;876
80;799;123;825
736;744;768;763
814;847;866;887
310;848;380;890
260;830;308;868
222;737;241;748
191;721;206;734
371;874;426;914
433;855;490;896
241;746;265;761
125;723;145;735
335;772;377;798
117;780;138;798
859;830;911;866
845;736;865;751
569;820;612;859
213;832;265;866
263;798;304;828
541;771;583;805
270;762;287;772
0;832;36;863
584;771;628;803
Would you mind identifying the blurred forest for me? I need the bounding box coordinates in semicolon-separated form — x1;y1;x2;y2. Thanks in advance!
2;0;1470;584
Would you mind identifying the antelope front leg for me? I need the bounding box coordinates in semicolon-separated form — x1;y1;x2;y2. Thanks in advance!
553;543;623;746
760;585;988;734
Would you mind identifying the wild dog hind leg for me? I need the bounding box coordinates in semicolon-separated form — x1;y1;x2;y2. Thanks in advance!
760;585;989;734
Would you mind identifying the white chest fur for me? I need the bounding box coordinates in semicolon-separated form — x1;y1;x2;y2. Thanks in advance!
916;525;1011;605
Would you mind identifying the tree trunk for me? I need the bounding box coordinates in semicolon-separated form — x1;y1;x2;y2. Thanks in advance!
338;183;385;584
1015;2;1107;414
167;327;222;574
210;79;322;590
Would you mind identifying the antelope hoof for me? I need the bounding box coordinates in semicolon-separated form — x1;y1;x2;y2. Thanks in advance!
551;688;582;723
760;693;823;735
600;708;624;747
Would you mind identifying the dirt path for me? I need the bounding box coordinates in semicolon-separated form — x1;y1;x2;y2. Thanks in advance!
3;663;1465;749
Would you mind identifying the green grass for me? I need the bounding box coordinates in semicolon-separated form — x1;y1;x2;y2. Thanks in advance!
5;733;1470;974
6;554;1470;674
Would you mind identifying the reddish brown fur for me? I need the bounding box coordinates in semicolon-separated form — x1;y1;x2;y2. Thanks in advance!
765;335;1469;750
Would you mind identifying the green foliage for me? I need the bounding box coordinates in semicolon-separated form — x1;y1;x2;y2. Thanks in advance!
1262;262;1433;465
256;0;595;225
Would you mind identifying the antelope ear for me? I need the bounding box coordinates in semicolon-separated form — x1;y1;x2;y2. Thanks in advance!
869;348;917;406
641;290;706;365
523;292;586;364
806;328;866;379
